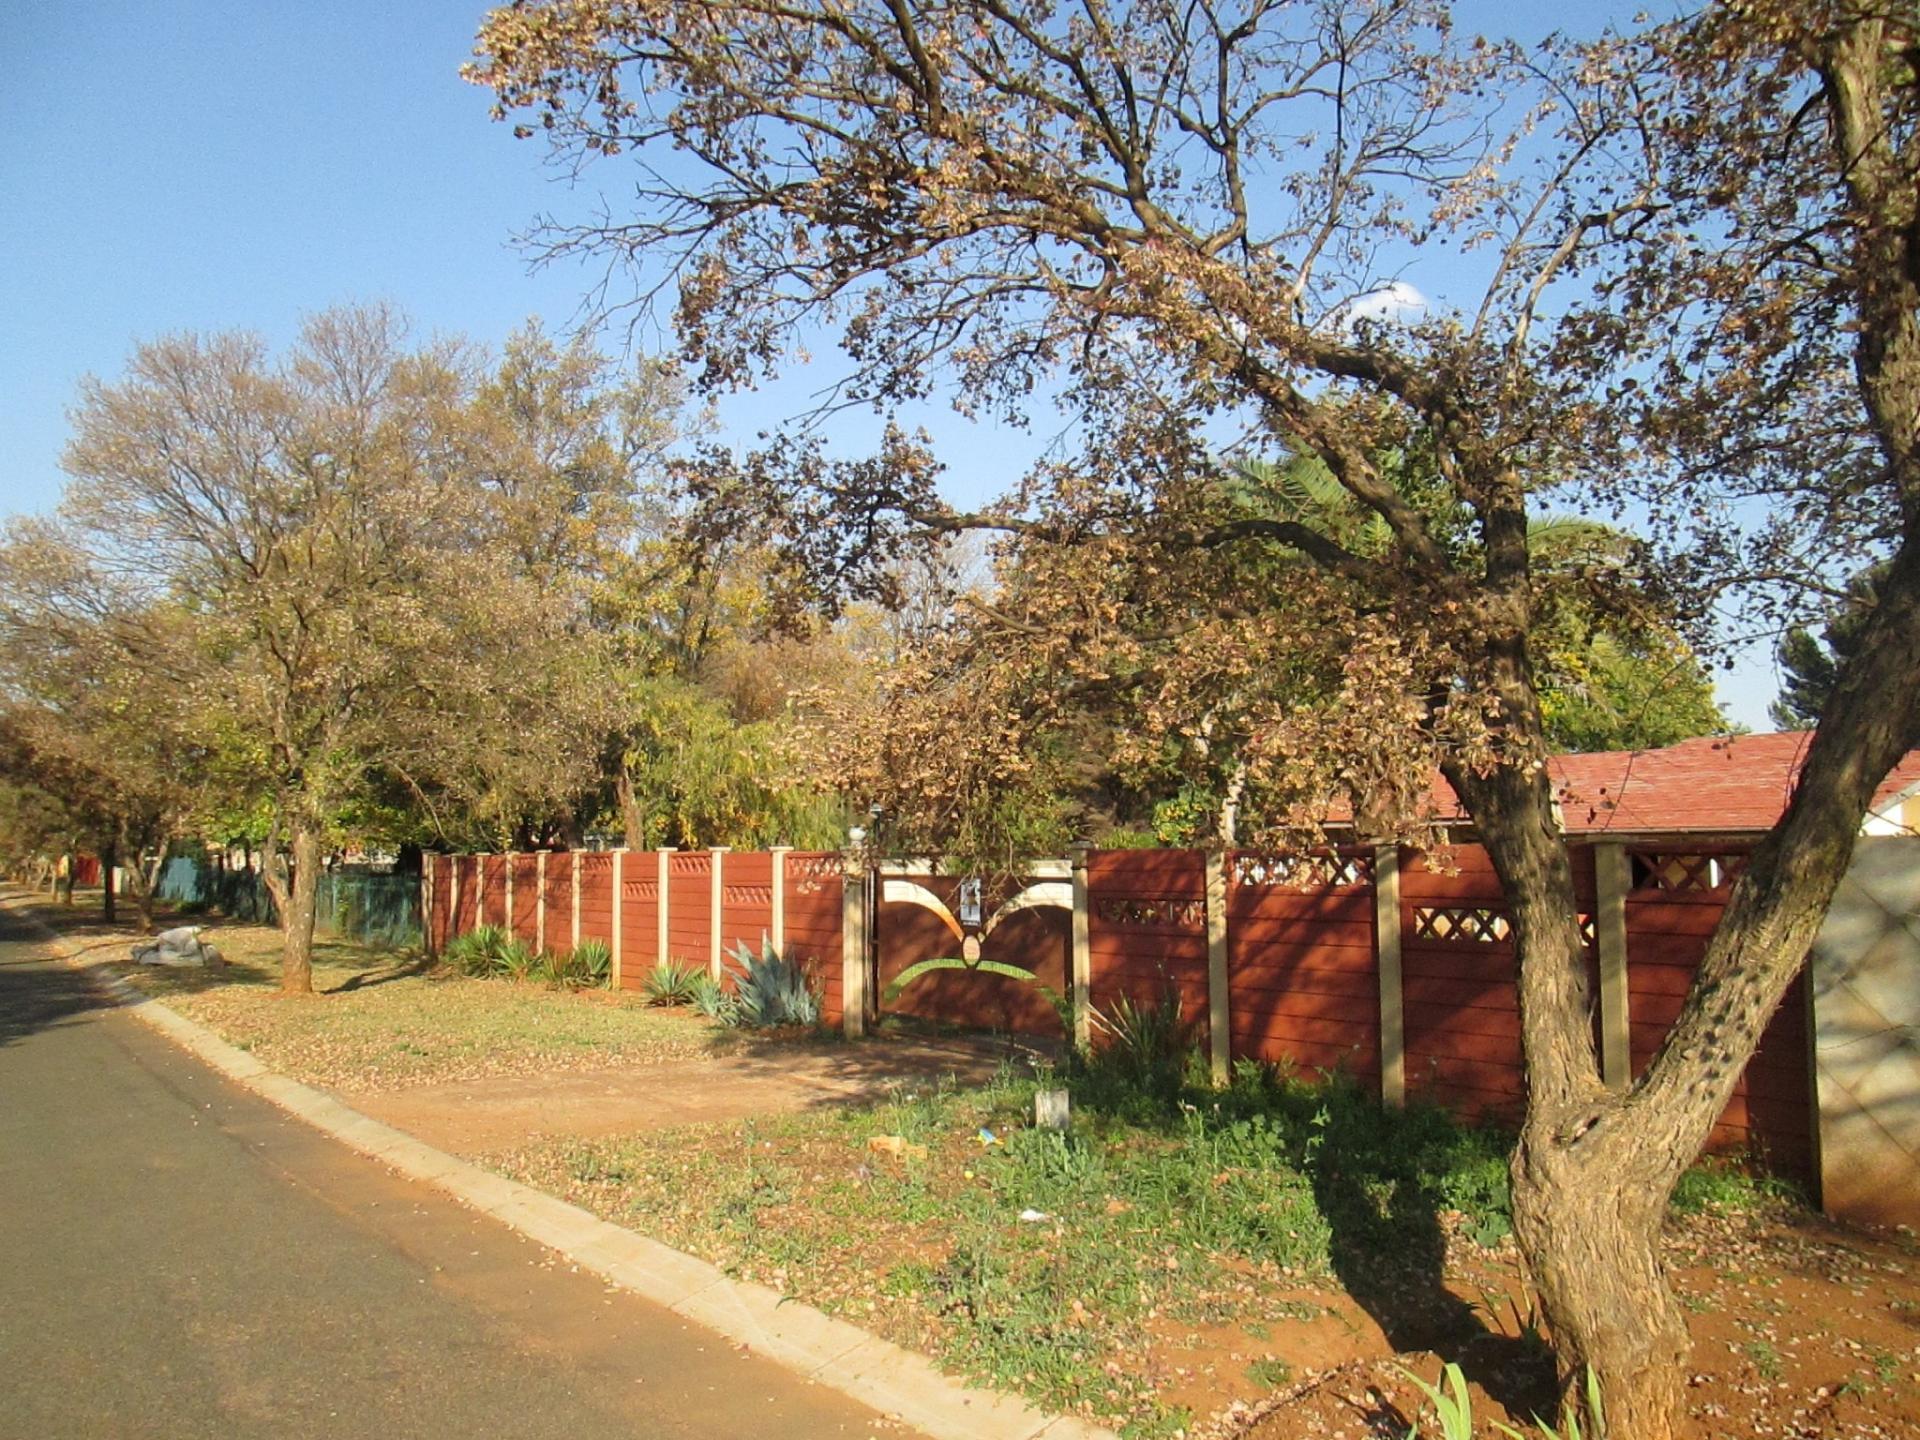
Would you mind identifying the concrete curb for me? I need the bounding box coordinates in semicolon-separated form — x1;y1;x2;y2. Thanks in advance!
5;896;1116;1440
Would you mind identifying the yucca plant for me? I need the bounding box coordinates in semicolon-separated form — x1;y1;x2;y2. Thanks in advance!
1400;1361;1605;1440
497;937;539;982
643;957;704;1006
444;924;510;977
538;947;580;986
727;937;821;1028
1084;980;1195;1096
1491;1368;1605;1440
1399;1361;1475;1440
570;938;614;988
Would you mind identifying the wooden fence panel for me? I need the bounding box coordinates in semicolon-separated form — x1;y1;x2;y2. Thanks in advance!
576;853;614;946
667;851;713;968
1398;845;1527;1120
1086;849;1209;1020
454;856;479;937
544;854;574;953
1226;850;1380;1083
1624;845;1812;1178
509;854;540;947
479;855;506;929
720;850;775;960
428;855;452;951
783;852;844;1024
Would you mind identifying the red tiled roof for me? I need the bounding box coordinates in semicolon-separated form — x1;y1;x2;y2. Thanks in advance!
1358;732;1920;837
1549;732;1920;836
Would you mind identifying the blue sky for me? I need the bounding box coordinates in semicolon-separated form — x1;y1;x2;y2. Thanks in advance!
1;0;1787;727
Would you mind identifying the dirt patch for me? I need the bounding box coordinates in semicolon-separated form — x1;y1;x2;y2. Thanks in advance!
1214;1208;1920;1440
344;1033;1026;1155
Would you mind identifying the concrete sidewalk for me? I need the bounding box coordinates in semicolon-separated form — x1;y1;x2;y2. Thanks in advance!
1;896;1111;1440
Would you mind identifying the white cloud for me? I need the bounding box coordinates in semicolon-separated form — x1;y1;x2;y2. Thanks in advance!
1331;280;1428;334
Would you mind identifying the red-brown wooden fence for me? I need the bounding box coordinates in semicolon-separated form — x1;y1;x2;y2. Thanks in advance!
423;837;1812;1180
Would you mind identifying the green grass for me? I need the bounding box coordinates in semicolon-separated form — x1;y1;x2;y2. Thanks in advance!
494;1056;1524;1435
115;922;719;1090
490;1043;1814;1436
1669;1159;1802;1216
1742;1338;1784;1381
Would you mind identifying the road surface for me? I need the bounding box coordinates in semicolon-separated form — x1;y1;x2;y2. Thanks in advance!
0;903;909;1439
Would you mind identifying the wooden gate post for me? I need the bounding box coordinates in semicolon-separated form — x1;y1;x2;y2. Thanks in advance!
1375;843;1406;1108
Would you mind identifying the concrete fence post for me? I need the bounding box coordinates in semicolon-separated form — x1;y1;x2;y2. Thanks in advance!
571;850;582;952
770;847;790;956
1205;850;1231;1086
708;848;729;979
536;851;548;954
448;856;462;940
656;849;674;967
420;856;435;955
1069;843;1093;1054
1375;844;1406;1108
841;848;868;1039
611;848;626;989
504;851;516;935
1594;842;1633;1092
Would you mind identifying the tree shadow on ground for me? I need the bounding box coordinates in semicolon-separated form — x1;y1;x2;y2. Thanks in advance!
326;951;437;994
1081;1060;1558;1423
0;906;119;1050
0;957;113;1050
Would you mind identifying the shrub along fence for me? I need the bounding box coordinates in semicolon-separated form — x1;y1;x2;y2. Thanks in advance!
424;848;851;1029
427;836;1920;1228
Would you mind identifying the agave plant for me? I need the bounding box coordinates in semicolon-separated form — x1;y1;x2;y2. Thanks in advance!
687;971;738;1023
726;937;821;1028
642;958;704;1006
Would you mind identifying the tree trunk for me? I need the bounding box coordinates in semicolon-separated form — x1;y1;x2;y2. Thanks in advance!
617;768;648;849
262;819;322;994
101;840;116;924
1512;1123;1691;1436
122;849;157;934
60;848;76;905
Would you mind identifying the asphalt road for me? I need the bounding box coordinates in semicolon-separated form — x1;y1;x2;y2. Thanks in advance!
0;903;907;1439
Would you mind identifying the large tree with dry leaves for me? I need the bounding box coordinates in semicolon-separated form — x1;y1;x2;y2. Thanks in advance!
470;0;1920;1431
